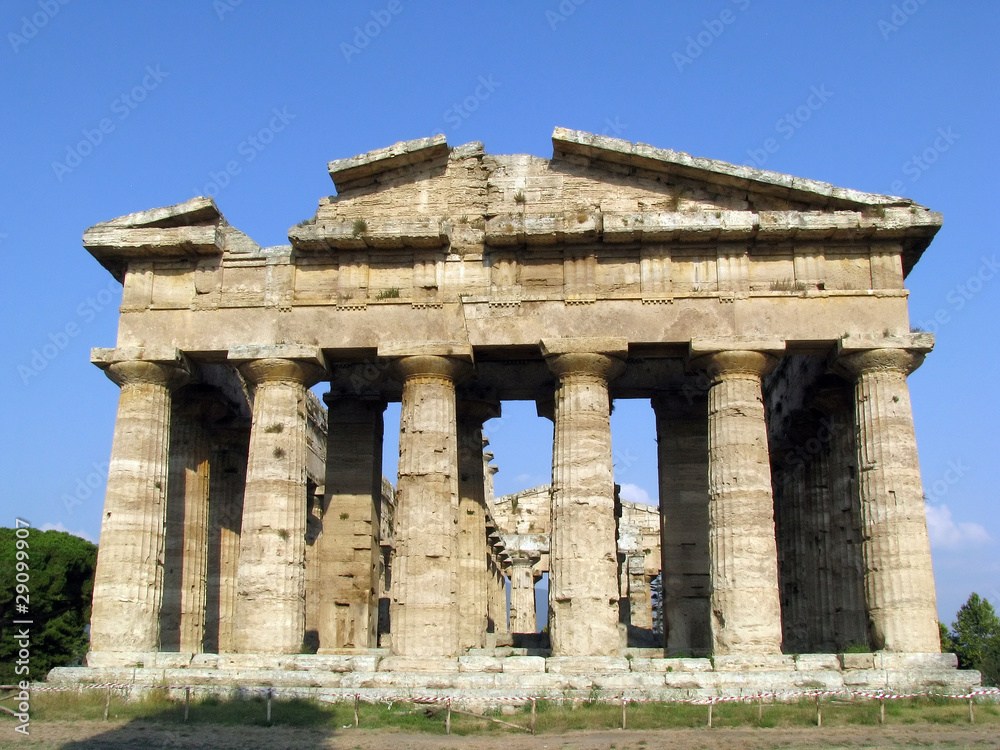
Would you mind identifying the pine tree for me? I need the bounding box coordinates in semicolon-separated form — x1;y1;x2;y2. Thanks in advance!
948;593;1000;687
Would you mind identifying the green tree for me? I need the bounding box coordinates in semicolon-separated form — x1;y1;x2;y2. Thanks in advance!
948;592;1000;687
939;621;955;653
0;528;97;683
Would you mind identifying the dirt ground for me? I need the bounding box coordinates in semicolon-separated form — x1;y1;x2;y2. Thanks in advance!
6;721;1000;750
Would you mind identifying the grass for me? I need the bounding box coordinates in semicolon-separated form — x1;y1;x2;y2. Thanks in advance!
8;692;998;734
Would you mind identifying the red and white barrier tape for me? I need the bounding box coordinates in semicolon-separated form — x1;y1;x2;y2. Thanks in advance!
14;683;1000;704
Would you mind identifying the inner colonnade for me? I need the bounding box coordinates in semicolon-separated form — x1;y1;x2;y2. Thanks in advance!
77;129;947;675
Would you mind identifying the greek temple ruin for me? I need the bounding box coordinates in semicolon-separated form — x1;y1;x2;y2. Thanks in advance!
50;128;980;697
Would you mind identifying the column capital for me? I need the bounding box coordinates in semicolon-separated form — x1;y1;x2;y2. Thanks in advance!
392;354;473;383
509;550;540;566
238;357;327;387
836;347;925;379
104;359;190;391
544;352;626;382
690;350;778;381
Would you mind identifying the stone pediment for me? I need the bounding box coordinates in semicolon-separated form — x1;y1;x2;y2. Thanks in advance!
288;128;940;275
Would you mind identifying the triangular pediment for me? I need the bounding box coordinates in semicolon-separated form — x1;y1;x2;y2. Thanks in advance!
292;129;940;274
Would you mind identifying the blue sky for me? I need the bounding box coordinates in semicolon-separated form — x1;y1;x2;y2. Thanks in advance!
1;1;997;626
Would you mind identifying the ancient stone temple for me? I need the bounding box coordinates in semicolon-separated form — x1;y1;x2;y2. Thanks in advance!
51;128;979;698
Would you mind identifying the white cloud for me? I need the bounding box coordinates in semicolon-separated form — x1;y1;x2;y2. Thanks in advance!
40;522;98;544
925;503;992;550
619;483;656;506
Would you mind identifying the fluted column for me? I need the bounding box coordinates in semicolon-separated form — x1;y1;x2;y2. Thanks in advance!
811;386;868;650
543;340;626;657
234;356;325;654
653;394;711;655
90;358;189;653
318;394;386;650
838;347;939;652
509;553;539;634
696;350;783;655
389;354;470;657
161;396;213;653
205;423;248;654
457;400;499;649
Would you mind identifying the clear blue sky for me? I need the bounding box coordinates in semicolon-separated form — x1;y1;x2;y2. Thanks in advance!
1;1;997;625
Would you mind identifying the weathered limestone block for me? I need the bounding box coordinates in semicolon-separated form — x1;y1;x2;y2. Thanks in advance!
713;654;795;671
501;656;546;673
840;652;876;670
377;656;461;673
795;654;842;671
456;399;499;648
838;347;940;652
458;655;503;673
389;353;471;657
318;393;386;650
694;349;784;655
653;394;711;655
89;357;189;653
876;652;958;670
546;656;631;673
233;354;326;654
542;339;626;657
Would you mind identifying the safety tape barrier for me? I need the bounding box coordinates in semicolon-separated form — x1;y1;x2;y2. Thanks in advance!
10;683;1000;705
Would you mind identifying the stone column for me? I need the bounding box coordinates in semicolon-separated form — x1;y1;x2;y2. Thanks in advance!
652;394;711;655
317;394;386;650
838;346;940;652
627;558;654;630
509;552;539;633
694;349;784;655
542;338;626;657
161;396;213;653
457;400;499;649
773;456;808;653
204;423;248;654
388;353;470;657
89;356;189;653
232;353;326;655
811;386;869;651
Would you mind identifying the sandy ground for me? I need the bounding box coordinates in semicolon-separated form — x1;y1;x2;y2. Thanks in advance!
5;721;1000;750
